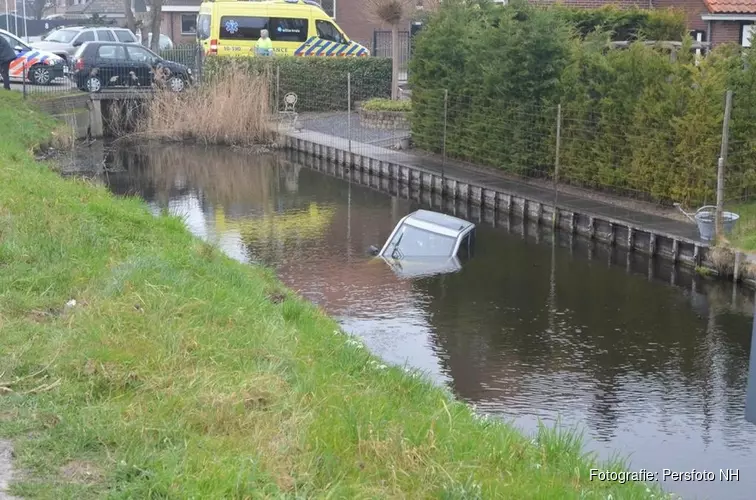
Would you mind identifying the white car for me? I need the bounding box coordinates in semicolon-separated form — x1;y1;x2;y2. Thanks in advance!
135;32;174;51
0;29;67;85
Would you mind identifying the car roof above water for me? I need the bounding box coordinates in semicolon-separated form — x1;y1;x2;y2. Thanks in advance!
405;209;474;234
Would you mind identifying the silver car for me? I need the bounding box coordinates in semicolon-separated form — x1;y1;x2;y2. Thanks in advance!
31;26;138;61
376;209;476;278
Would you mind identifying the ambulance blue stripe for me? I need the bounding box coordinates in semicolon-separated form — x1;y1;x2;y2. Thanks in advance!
326;43;341;56
316;41;331;56
336;45;348;56
346;44;358;56
305;39;323;56
295;36;316;56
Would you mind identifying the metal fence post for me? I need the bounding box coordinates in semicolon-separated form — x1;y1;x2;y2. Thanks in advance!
716;90;733;242
442;89;448;195
553;104;562;229
22;61;26;99
347;71;352;153
276;65;280;113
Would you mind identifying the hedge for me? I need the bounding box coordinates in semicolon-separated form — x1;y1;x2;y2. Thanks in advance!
550;4;687;41
410;0;756;206
204;56;392;112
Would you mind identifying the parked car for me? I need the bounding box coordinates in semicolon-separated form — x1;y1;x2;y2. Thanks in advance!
31;26;138;61
135;32;175;51
70;41;193;93
0;28;68;85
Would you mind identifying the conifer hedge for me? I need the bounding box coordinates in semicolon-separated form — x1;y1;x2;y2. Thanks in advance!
409;0;756;206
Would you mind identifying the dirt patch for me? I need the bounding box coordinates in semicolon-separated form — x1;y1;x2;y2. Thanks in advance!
60;460;103;485
0;439;20;500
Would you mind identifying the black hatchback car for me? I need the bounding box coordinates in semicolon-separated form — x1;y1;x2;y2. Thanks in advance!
70;41;193;93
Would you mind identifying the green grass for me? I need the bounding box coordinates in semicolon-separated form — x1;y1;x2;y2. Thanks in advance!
0;91;663;498
725;201;756;251
361;98;411;112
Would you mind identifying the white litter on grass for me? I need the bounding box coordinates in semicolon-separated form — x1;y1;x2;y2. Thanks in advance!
345;338;364;349
368;360;388;370
65;299;76;308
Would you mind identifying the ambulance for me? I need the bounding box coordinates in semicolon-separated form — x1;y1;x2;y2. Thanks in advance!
0;29;68;85
197;0;370;57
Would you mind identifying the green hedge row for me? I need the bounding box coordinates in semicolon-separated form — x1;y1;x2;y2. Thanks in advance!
204;57;392;112
410;0;756;206
551;4;687;41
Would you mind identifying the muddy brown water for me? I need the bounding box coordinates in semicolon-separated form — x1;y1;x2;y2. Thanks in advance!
68;143;756;500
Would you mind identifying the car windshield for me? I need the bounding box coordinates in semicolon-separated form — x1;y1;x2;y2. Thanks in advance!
382;223;457;259
2;33;28;50
45;29;78;43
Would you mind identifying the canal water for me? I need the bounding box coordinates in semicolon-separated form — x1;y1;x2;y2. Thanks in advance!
83;143;756;500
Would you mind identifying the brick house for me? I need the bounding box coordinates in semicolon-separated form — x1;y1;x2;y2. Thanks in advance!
148;0;202;46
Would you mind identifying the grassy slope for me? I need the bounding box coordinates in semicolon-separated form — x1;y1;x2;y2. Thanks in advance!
726;202;756;251
0;92;661;499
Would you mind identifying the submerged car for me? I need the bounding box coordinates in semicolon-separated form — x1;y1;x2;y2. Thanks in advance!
374;210;475;278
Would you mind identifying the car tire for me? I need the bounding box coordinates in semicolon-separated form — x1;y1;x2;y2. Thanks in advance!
167;75;185;93
86;76;103;93
30;66;52;85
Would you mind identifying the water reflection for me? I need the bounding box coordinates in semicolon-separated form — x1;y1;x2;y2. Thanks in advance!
93;143;756;500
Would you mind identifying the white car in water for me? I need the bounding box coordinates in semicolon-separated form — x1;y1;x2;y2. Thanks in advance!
373;209;476;278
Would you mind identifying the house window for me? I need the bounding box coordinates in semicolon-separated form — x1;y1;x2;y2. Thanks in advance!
742;23;755;47
181;13;197;35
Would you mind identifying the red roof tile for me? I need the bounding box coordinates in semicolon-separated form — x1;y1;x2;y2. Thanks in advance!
704;0;756;14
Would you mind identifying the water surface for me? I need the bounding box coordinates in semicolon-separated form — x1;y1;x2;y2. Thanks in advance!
88;144;756;500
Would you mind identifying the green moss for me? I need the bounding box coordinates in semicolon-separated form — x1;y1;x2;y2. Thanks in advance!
0;93;666;498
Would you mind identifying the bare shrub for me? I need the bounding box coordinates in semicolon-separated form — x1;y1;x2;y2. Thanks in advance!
136;62;276;146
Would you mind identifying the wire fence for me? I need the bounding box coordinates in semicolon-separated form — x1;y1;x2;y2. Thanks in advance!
10;45;202;97
274;73;756;241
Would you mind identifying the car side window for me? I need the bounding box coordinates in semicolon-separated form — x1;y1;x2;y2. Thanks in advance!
126;46;157;64
96;30;116;42
74;31;95;45
115;30;136;43
97;45;126;60
316;20;346;44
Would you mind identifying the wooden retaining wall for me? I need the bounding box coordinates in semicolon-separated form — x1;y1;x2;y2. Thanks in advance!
283;134;756;289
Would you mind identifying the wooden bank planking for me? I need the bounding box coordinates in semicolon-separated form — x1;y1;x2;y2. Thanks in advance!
282;132;756;290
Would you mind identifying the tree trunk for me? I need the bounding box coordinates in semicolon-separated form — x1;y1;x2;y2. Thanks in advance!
149;0;163;52
390;24;399;100
124;0;136;33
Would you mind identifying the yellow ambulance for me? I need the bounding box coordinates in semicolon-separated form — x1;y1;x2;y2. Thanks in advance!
197;0;370;57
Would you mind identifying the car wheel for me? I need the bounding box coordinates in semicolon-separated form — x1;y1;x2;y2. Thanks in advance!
86;76;103;93
31;66;52;85
167;75;185;93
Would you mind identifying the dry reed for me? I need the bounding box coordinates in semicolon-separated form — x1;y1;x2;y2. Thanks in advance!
136;62;276;146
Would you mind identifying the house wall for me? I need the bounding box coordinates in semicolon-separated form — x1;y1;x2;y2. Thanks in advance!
710;20;744;45
653;0;708;33
334;0;378;48
161;12;198;46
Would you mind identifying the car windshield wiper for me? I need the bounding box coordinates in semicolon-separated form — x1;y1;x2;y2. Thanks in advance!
390;231;405;260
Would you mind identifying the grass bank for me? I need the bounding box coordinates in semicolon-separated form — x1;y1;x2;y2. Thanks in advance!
0;92;663;498
725;202;756;252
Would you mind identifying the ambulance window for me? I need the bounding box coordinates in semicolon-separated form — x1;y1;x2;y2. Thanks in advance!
269;18;308;42
316;20;345;44
219;16;268;40
197;14;211;40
